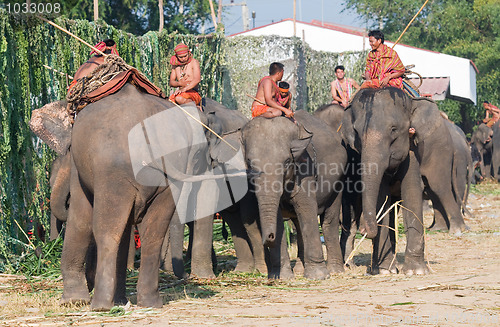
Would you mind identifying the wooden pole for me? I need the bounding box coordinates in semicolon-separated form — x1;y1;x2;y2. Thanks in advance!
93;0;98;21
293;0;297;37
159;0;164;33
208;0;218;30
392;0;430;48
37;16;107;56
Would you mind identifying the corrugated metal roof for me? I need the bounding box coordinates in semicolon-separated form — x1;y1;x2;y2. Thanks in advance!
409;77;450;101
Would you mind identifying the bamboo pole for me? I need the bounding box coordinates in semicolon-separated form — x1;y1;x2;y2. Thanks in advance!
208;0;218;30
217;0;223;24
37;16;107;56
392;0;430;48
43;64;73;79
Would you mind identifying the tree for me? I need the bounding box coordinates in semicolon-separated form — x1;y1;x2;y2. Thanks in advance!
55;0;214;35
344;0;500;133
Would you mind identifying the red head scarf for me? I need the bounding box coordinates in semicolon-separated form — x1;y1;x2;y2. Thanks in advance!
170;43;193;66
90;41;119;56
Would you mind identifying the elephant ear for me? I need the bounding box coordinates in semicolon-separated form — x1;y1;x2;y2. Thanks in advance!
411;98;443;143
341;107;358;152
290;123;313;162
29;100;72;155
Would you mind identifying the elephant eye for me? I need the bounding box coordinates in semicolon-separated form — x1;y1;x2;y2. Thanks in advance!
391;126;397;134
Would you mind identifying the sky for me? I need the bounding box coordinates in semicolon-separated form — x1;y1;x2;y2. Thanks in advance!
217;0;366;36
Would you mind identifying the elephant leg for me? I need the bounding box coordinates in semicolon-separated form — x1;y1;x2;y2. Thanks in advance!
400;152;428;275
60;165;92;305
322;192;344;274
91;184;135;311
426;174;467;235
428;190;449;231
190;215;216;278
136;189;176;308
127;227;136;270
290;187;328;280
223;210;255;273
241;193;268;274
291;217;304;276
370;178;396;275
114;222;132;306
268;212;293;279
340;191;361;266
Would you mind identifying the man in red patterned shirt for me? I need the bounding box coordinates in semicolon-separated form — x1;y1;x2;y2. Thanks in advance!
361;30;405;89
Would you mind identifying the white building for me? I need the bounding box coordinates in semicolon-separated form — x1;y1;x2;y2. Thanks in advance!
230;19;478;104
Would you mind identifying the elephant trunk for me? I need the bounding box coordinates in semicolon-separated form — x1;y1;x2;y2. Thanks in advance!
253;177;283;248
360;134;389;239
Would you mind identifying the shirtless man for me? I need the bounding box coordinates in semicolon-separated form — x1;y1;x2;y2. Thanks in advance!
68;39;118;90
483;101;500;127
169;43;201;106
251;62;293;118
330;65;360;108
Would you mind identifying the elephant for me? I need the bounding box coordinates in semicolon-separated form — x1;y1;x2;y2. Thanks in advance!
60;83;247;310
160;100;265;279
341;88;428;275
411;98;468;234
241;110;347;279
471;123;494;179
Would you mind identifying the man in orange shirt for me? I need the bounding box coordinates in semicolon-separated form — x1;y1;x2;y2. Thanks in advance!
169;43;202;106
361;30;405;89
251;62;293;118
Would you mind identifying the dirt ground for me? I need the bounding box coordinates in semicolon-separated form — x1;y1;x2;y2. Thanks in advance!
0;184;499;326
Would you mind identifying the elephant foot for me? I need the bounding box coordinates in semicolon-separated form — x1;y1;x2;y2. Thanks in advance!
268;266;294;280
90;298;114;312
368;265;398;275
60;287;90;306
137;294;163;309
234;262;254;274
449;223;469;236
428;222;449;232
113;295;129;306
254;262;268;275
292;259;304;276
303;263;328;280
327;262;345;275
401;258;429;276
190;268;216;279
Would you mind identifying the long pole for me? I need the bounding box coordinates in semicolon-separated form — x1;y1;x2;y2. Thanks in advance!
208;0;218;30
217;0;223;24
159;0;164;32
392;0;430;48
37;16;107;56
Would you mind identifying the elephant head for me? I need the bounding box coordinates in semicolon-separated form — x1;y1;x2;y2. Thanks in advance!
472;123;494;150
241;115;312;247
341;88;412;239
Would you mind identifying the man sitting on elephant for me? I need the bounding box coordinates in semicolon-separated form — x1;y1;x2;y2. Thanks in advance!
67;39;119;93
251;62;294;119
361;30;405;89
169;43;202;107
483;101;500;128
277;81;292;109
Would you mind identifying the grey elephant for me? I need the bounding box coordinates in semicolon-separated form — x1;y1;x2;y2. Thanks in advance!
471;123;494;179
160;99;265;278
49;152;71;240
60;83;246;310
241;110;347;279
411;98;468;234
341;88;428;275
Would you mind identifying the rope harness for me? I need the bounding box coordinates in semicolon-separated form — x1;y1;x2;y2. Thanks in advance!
66;55;149;119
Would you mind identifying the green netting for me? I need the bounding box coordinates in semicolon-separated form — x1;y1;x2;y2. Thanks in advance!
0;11;367;272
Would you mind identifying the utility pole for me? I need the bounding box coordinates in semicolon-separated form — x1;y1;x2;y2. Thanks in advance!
223;1;250;31
252;11;256;29
293;0;296;37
